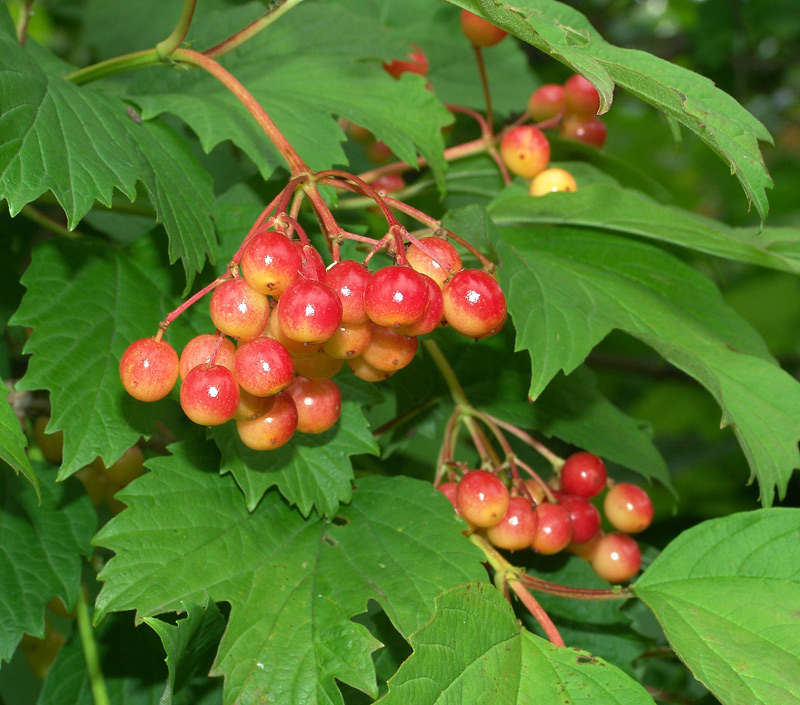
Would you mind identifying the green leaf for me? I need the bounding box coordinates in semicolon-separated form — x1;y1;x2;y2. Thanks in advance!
0;24;216;281
495;225;800;506
489;182;800;274
377;582;655;704
144;600;226;705
451;0;772;218
131;2;451;187
93;440;487;705
635;509;800;705
10;237;180;478
0;393;39;498
0;465;95;662
212;392;379;517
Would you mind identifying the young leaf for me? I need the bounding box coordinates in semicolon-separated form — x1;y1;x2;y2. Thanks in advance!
495;225;800;506
489;183;800;275
0;464;95;663
93;440;487;705
11;237;178;478
377;582;656;704
450;0;773;218
635;509;800;705
0;394;39;498
213;396;379;517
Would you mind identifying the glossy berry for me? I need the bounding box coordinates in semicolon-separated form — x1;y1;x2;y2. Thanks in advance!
460;10;507;47
234;337;294;397
527;83;565;122
560;115;607;148
240;230;302;296
557;493;601;544
486;496;539;551
326;259;371;324
292;350;345;379
361;324;418;372
233;388;273;422
276;280;343;344
180;364;240;426
236;393;298;450
372;173;406;195
568;529;604;561
348;356;394;382
322;320;372;359
442;269;506;339
500;125;550;178
383;45;428;79
591;532;642;583
34;416;63;464
364;265;429;328
209;278;270;341
604;482;654;534
406;237;462;289
531;502;573;555
456;469;510;528
285;376;342;434
265;310;322;359
437;481;459;509
120;337;180;402
396;274;444;337
563;74;600;116
179;334;236;381
530;168;578;196
295;242;327;282
561;451;607;498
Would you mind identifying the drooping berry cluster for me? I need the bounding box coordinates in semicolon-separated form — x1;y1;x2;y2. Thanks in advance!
438;451;653;584
119;220;506;452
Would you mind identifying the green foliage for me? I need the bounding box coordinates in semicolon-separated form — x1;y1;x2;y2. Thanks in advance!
0;0;798;704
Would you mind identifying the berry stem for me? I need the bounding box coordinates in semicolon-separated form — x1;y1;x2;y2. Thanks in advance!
317;171;401;227
472;46;495;135
155;0;197;59
518;573;633;601
161;273;232;330
76;587;110;705
15;0;34;45
482;412;565;471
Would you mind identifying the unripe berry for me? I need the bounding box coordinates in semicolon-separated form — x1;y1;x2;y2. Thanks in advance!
456;470;509;528
361;324;418;372
442;269;506;339
180;364;240;426
276;280;343;344
234;337;294;397
326;259;371;324
285;376;342;434
209;279;270;341
34;416;63;464
179;334;236;381
103;445;144;489
364;265;429;329
560;115;607;148
292;350;345;379
500;125;550;178
322;320;372;359
591;533;642;583
236;393;298;450
120;337;179;402
604;482;654;534
560;452;607;498
240;230;302;296
348;356;394;382
530;168;577;196
527;84;565;122
563;74;600;116
460;10;507;47
486;496;539;550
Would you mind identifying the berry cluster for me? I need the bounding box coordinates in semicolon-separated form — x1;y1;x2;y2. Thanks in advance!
438;451;653;583
120;223;506;451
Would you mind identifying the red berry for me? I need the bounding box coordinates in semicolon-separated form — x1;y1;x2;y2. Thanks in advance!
486;496;539;551
285;376;342;434
240;230;302;296
527;84;565;122
364;265;429;329
180;364;240;426
563;74;600;116
179;334;236;381
236;393;298;450
383;45;428;79
209;278;270;341
396;274;443;337
604;483;654;534
568;530;604;561
591;533;642;583
264;310;322;359
119;337;179;402
456;470;510;528
442;269;506;339
559;115;607;148
276;280;343;344
233;388;274;422
556;493;601;544
531;502;573;555
406;237;462;289
325;259;371;324
234;337;294;397
371;173;406;195
365;140;393;165
295;242;327;282
500;125;550;178
460;10;507;47
437;481;459;509
561;452;607;498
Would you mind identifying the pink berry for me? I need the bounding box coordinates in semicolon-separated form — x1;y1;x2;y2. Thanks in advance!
276;280;343;344
240;230;302;296
119;338;179;402
364;265;429;329
527;84;565;122
563;74;600;116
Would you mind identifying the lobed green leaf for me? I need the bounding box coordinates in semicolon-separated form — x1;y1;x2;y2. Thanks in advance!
0;394;39;498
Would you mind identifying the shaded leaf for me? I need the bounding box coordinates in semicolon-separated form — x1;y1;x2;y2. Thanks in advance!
94;441;486;705
635;509;800;705
0;393;39;497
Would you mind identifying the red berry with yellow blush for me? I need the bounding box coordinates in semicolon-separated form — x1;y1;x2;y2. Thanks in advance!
460;10;507;47
500;125;550;178
120;337;180;402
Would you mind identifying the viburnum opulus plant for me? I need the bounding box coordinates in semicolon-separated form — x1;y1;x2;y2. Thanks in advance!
2;1;800;705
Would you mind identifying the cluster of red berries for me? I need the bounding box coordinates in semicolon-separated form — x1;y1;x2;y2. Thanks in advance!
119;232;506;451
437;451;653;583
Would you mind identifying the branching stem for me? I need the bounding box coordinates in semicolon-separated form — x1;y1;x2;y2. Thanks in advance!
155;0;197;58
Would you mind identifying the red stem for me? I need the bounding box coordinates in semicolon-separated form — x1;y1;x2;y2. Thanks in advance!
472;46;495;135
508;579;565;647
